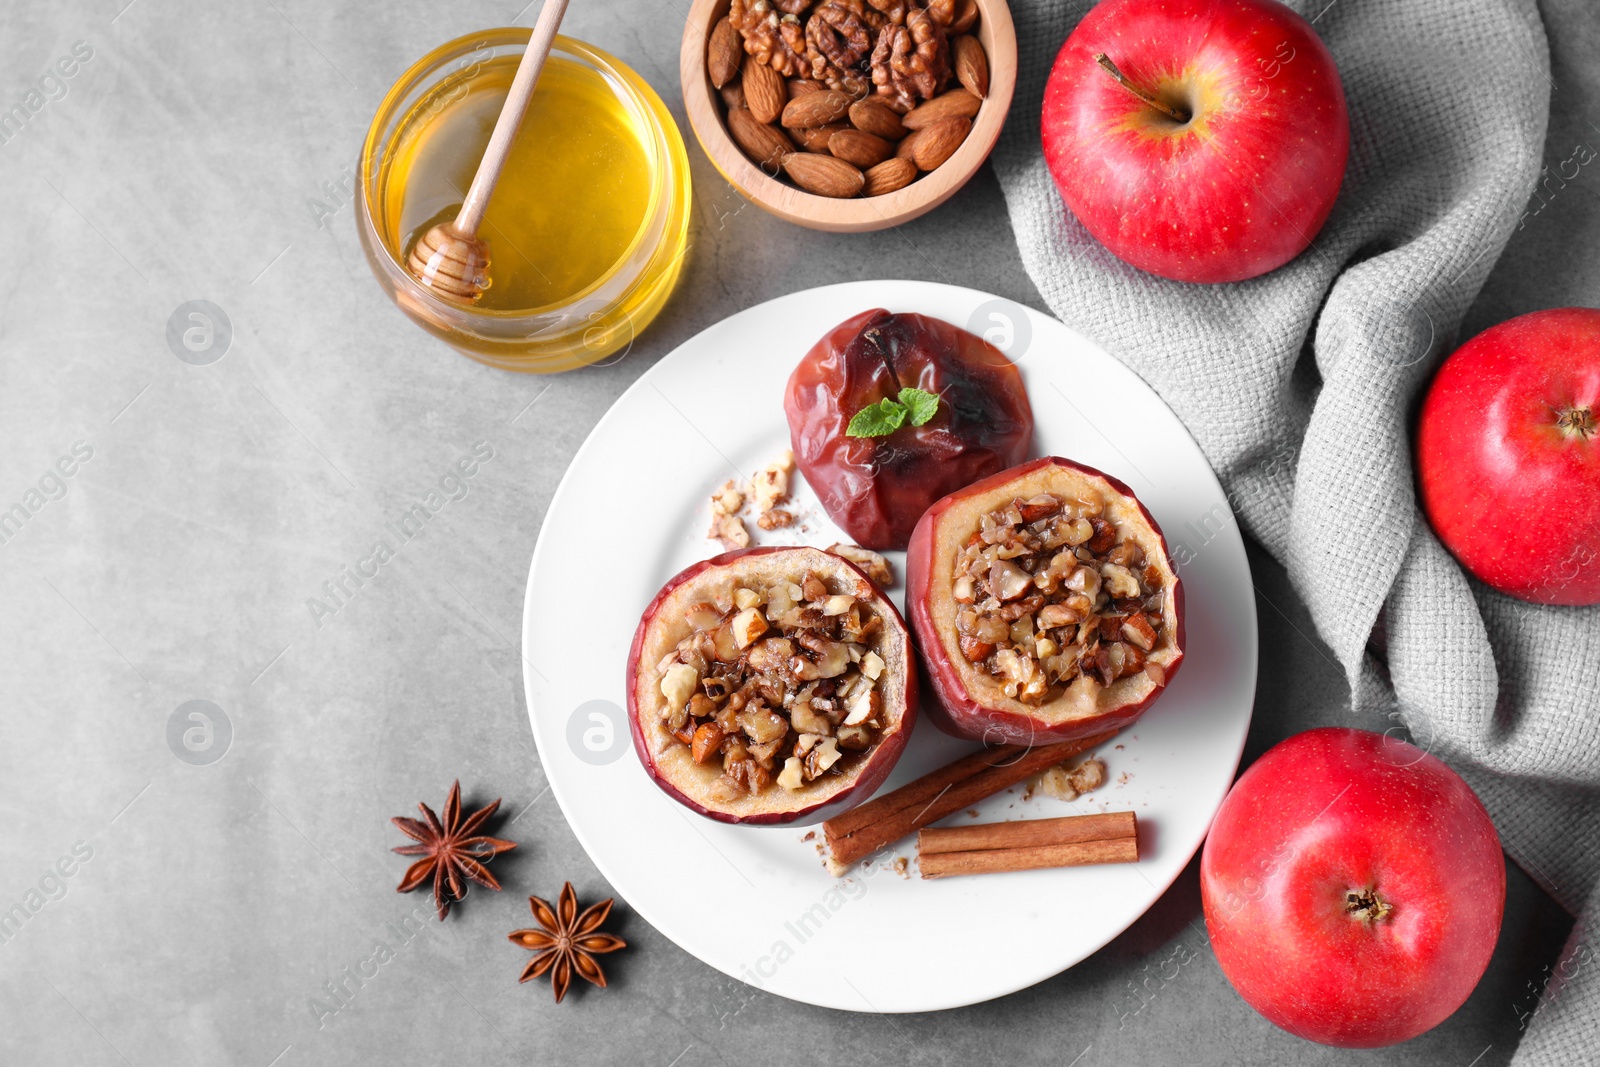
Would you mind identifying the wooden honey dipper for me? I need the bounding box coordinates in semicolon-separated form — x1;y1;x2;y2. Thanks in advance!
406;0;572;304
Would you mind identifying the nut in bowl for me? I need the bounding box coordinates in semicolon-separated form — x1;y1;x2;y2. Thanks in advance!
680;0;1017;232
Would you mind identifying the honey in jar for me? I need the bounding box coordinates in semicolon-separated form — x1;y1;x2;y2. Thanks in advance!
359;31;691;372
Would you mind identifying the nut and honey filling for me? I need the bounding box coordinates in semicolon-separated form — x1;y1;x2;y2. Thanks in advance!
657;573;889;799
952;491;1169;704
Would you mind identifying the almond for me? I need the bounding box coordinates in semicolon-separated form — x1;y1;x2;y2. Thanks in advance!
911;116;970;171
708;17;742;89
782;153;864;198
782;89;853;129
863;157;917;196
794;121;848;152
788;78;826;99
849;97;907;141
720;82;746;110
829;128;893;168
895;126;925;161
952;35;988;98
903;89;982;130
744;62;787;125
727;107;795;169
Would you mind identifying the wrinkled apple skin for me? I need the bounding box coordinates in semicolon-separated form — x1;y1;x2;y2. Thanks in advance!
1417;307;1600;605
625;547;917;826
1201;728;1505;1048
785;308;1033;551
1041;0;1349;283
905;456;1185;744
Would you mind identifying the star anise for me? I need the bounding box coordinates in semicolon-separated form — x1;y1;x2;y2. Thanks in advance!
509;882;627;1003
391;780;516;920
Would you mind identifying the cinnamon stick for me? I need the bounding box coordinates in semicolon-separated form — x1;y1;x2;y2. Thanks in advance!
918;810;1136;856
919;835;1139;879
822;729;1119;873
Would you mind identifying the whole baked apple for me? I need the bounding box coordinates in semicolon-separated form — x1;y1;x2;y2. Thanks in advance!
1201;728;1505;1048
1417;306;1600;605
1041;0;1349;283
627;546;916;825
786;309;1033;551
906;457;1183;744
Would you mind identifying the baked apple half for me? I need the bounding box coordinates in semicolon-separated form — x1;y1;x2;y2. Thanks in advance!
785;309;1033;551
627;546;917;825
906;457;1184;744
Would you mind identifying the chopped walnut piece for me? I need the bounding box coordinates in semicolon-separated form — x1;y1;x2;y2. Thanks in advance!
1038;757;1106;802
708;480;751;547
711;479;744;516
710;513;751;549
749;449;795;514
827;543;894;588
757;508;795;530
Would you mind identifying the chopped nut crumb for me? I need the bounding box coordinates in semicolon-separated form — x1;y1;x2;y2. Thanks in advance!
827;543;895;589
708;479;753;548
749;449;794;514
893;856;909;879
712;479;744;516
757;508;795;530
953;491;1169;702
1036;757;1107;802
656;567;891;799
710;513;751;549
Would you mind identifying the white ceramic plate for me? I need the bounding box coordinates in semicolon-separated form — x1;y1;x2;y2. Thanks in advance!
523;281;1256;1012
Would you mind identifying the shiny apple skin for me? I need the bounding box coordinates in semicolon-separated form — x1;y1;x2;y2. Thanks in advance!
906;456;1185;744
1041;0;1349;283
625;547;917;826
1201;728;1505;1048
1417;307;1600;605
785;309;1033;551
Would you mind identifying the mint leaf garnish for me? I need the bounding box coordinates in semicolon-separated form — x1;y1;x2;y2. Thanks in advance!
846;398;908;438
898;387;940;427
845;389;941;438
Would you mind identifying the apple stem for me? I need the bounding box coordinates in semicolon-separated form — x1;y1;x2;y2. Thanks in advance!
1344;889;1393;924
1557;405;1595;440
1093;53;1191;124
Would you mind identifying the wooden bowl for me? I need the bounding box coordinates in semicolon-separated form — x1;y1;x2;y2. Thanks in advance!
679;0;1017;233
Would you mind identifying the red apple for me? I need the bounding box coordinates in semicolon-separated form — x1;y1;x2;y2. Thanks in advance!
1201;728;1505;1048
1417;307;1600;605
1041;0;1349;283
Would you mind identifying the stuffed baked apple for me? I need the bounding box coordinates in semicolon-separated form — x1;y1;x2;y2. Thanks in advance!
906;457;1183;744
627;546;916;825
785;309;1033;551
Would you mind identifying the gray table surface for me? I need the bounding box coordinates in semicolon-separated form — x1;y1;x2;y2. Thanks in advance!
0;1;1578;1064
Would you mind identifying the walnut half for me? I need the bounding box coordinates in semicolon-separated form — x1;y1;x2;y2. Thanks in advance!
869;6;949;112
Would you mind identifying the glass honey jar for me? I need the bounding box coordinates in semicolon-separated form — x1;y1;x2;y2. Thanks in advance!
358;28;691;373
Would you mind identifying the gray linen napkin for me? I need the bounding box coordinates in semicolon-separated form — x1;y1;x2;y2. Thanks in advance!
990;0;1599;1060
